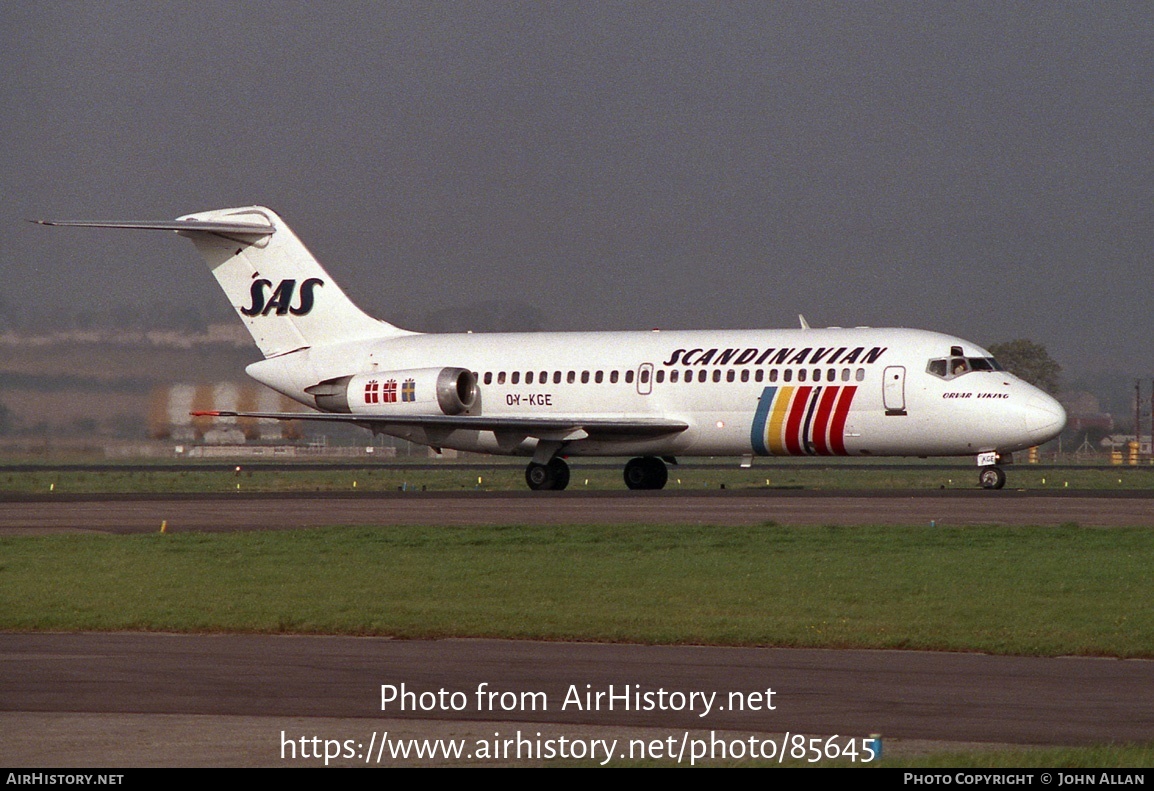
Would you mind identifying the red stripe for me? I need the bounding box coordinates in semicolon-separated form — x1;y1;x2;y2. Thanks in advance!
829;386;857;455
784;386;812;455
811;386;841;456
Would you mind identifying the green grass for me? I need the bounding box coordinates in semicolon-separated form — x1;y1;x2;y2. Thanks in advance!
2;523;1151;656
7;464;1154;493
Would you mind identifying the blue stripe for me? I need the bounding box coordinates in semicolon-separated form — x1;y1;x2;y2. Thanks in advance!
801;386;822;455
750;386;777;456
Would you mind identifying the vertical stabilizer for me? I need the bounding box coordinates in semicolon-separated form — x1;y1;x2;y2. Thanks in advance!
177;206;410;357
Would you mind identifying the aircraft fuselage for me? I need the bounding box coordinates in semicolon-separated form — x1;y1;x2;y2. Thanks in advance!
246;326;1065;461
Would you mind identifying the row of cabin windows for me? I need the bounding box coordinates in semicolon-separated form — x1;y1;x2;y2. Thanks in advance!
480;367;867;386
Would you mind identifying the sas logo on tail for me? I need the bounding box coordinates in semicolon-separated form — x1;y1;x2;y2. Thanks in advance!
240;278;324;317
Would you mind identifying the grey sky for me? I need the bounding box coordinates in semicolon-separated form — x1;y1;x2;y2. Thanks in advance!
3;2;1151;372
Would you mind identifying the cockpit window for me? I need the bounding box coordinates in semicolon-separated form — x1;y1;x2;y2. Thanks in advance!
927;356;1003;380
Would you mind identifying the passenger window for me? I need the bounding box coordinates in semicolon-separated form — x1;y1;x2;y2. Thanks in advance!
610;370;619;384
640;369;650;384
855;368;865;382
567;371;576;384
783;369;792;382
698;370;707;383
755;369;764;382
626;370;635;384
553;371;562;384
741;369;750;382
581;371;590;384
827;368;836;382
539;370;547;382
498;372;506;385
813;368;821;381
841;368;850;382
526;371;534;384
484;372;493;385
769;369;778;383
798;369;807;382
685;369;693;382
670;370;679;383
511;371;520;385
726;370;735;382
595;370;604;384
712;370;721;383
655;370;665;383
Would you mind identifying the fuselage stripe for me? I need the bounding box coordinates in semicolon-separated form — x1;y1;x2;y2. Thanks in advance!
801;386;822;455
767;386;795;454
751;383;857;457
812;385;840;456
750;386;777;456
829;386;857;455
784;385;812;455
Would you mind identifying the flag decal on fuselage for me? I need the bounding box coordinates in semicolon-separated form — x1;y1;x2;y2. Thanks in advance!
750;385;857;456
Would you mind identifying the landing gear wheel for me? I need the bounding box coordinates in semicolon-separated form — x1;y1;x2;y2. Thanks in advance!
624;458;646;490
623;456;668;490
979;466;1006;490
525;458;570;491
525;462;553;491
547;457;570;491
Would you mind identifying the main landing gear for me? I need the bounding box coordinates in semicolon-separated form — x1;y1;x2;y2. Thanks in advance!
623;456;668;490
978;466;1007;490
524;455;672;491
525;457;570;491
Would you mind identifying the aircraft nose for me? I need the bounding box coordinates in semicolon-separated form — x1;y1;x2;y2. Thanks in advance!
1024;390;1067;445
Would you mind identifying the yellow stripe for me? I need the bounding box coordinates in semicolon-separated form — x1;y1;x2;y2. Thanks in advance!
767;386;795;455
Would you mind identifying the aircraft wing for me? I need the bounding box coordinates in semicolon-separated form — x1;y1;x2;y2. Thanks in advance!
192;410;689;442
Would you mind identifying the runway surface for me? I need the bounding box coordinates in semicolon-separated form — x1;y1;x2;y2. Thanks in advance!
2;489;1154;533
2;633;1152;766
4;491;1152;765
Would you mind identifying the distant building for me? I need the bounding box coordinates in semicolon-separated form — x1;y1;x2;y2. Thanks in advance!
150;383;303;442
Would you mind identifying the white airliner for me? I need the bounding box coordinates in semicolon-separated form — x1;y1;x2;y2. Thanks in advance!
38;206;1066;490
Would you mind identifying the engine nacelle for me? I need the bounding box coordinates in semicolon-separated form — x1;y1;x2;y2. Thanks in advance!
305;367;478;415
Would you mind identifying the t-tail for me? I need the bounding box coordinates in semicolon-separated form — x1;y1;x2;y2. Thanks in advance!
34;206;410;357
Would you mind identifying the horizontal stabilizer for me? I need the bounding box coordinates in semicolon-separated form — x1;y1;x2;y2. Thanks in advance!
37;206;407;357
30;219;275;236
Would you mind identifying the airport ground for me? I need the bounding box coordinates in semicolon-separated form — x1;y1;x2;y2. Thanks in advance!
2;464;1152;767
3;488;1154;533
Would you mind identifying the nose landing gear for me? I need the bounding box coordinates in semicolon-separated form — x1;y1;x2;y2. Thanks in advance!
978;466;1006;490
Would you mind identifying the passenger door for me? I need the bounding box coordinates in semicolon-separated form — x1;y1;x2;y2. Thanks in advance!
883;365;907;416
